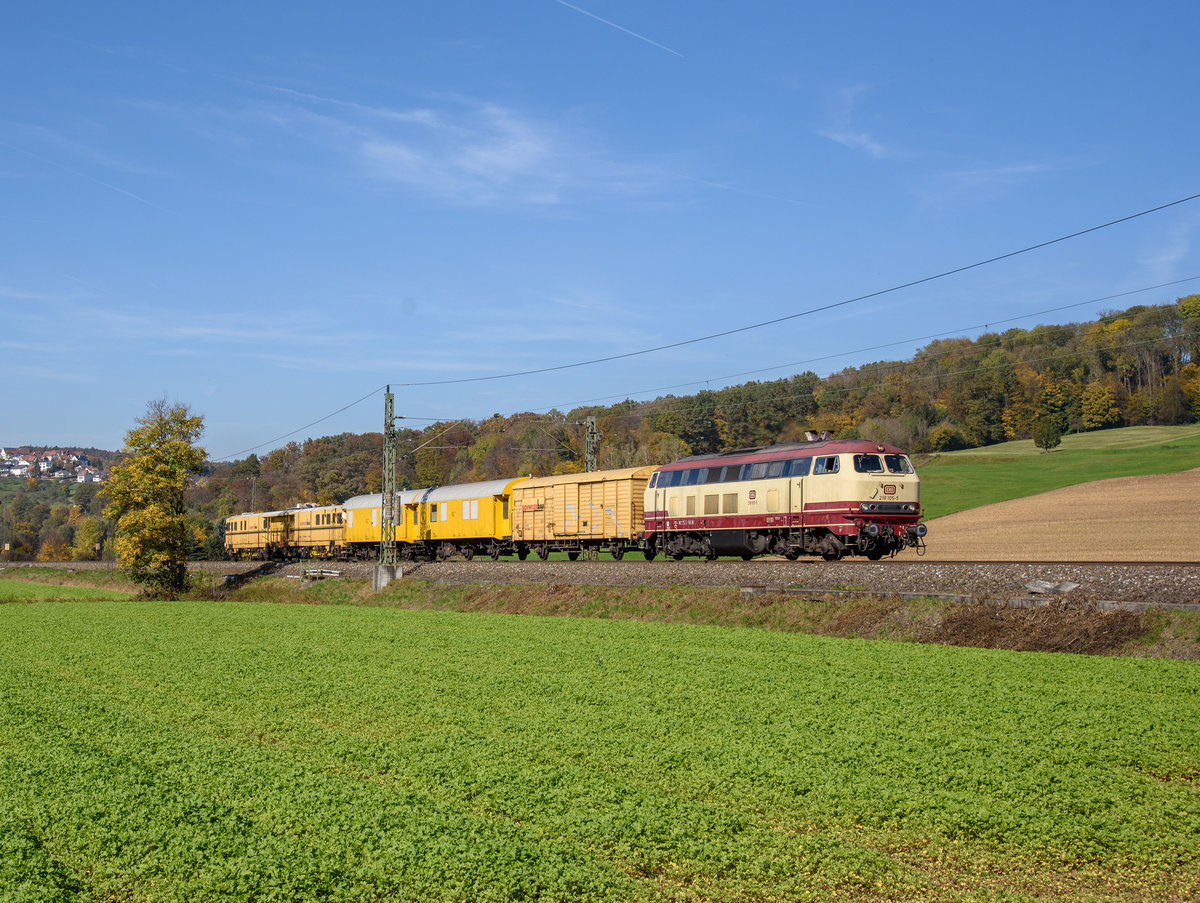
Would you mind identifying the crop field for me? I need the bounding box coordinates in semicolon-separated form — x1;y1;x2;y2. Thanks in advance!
2;598;1199;902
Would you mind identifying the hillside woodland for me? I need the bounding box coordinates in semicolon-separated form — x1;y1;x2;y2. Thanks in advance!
3;296;1198;561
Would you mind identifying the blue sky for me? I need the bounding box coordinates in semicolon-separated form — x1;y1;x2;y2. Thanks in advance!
3;1;1198;460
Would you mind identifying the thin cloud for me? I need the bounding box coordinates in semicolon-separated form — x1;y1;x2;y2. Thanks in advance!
818;86;897;159
550;0;683;57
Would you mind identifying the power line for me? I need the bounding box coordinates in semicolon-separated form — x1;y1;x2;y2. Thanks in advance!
397;275;1200;424
390;192;1200;389
215;193;1200;459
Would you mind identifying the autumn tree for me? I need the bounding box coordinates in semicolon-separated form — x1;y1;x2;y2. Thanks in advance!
103;398;206;599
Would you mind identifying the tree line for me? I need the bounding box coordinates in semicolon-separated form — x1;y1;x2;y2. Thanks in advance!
3;296;1197;567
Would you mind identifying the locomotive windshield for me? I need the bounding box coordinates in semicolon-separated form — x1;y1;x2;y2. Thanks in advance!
854;453;916;474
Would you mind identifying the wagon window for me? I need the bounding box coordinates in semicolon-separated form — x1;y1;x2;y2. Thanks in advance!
440;502;448;522
429;504;437;523
853;454;884;474
885;454;915;474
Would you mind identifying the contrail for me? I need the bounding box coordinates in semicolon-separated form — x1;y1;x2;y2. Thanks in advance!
551;0;683;57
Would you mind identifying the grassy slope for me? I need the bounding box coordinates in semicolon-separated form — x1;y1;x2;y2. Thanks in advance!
1;600;1198;903
916;424;1200;520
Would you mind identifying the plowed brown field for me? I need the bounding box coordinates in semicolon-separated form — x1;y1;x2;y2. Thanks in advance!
920;466;1200;561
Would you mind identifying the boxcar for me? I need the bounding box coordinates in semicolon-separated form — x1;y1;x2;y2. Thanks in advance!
511;466;658;560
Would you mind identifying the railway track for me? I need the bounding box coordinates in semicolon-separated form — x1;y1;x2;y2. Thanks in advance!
9;558;1198;607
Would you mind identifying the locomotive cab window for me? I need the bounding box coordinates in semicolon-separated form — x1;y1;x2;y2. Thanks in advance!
813;456;839;474
885;454;915;474
853;455;885;474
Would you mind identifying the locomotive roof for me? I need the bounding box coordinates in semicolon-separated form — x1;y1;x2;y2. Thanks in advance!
659;438;907;471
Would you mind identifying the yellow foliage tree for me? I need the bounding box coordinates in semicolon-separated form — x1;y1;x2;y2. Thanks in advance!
103;397;206;599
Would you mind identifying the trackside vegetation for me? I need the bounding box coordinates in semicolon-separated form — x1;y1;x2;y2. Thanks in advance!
2;599;1198;902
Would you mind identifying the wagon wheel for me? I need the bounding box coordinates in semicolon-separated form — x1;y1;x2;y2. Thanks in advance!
490;545;501;561
463;546;475;561
517;547;529;560
537;544;550;560
567;551;579;561
610;544;625;561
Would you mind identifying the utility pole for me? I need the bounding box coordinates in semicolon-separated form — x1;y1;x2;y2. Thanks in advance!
585;416;600;472
376;386;399;588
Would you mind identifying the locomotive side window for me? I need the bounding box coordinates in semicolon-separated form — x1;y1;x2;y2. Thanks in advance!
813;456;840;474
686;495;696;515
721;466;741;483
767;460;785;478
705;468;724;484
749;462;769;479
853;455;884;473
884;454;915;474
787;457;812;476
704;495;719;515
722;493;738;513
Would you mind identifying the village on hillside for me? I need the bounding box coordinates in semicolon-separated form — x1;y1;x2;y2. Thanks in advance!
0;447;105;483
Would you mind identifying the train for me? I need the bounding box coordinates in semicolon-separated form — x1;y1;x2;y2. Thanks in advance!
223;436;926;562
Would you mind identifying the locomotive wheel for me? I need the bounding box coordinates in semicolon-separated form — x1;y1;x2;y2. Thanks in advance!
672;552;684;561
822;549;842;561
865;547;885;561
643;547;657;561
784;549;800;561
741;553;754;561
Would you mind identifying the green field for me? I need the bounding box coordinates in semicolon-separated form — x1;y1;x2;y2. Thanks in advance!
2;599;1198;902
917;424;1200;520
0;578;131;603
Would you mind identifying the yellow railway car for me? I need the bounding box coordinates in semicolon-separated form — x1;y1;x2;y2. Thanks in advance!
412;478;524;560
223;503;345;559
223;510;272;559
342;490;426;558
287;503;345;558
511;466;658;560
